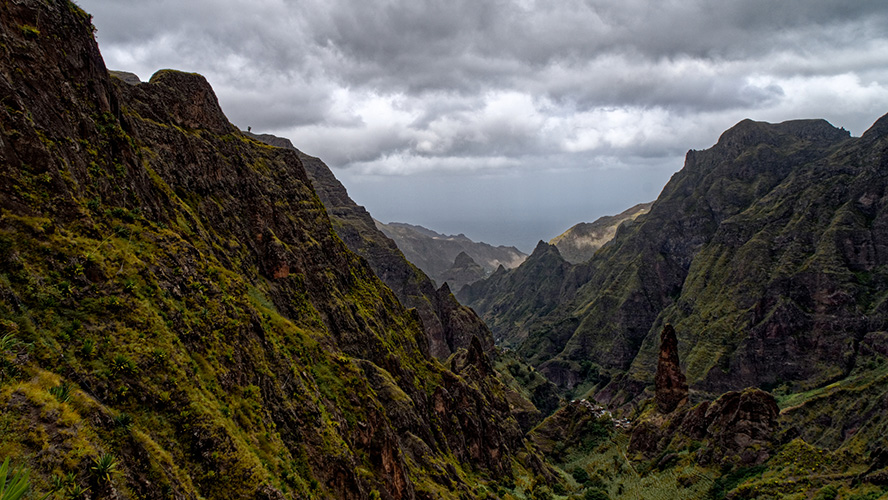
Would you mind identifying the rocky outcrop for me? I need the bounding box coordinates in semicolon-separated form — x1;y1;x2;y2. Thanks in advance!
439;251;486;293
129;69;235;135
550;202;652;264
450;335;494;378
109;70;142;85
630;388;779;466
655;324;688;413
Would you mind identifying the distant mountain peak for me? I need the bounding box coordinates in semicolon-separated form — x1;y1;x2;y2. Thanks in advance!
377;220;527;289
453;251;476;267
549;202;652;264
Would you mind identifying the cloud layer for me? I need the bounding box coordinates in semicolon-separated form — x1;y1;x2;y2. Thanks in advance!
78;0;888;248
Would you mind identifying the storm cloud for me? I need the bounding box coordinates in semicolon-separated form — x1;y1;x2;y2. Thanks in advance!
77;0;888;249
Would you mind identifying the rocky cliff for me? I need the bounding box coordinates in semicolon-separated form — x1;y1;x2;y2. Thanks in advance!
463;116;878;397
376;221;526;289
244;132;495;361
655;324;688;414
549;202;652;264
0;1;550;498
461;113;888;477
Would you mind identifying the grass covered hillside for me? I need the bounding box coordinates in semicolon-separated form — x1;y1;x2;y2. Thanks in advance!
0;1;552;498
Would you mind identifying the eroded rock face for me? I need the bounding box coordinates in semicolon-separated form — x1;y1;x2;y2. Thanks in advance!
461;112;888;407
630;388;780;466
683;389;779;465
655;324;688;413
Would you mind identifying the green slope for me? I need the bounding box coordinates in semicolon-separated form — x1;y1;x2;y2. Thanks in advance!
0;1;551;498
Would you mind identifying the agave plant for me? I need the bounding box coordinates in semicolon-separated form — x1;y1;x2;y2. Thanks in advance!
112;412;133;431
0;333;22;355
0;457;30;500
91;453;117;483
48;383;71;403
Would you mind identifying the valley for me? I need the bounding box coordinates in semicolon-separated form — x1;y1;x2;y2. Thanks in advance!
1;1;887;499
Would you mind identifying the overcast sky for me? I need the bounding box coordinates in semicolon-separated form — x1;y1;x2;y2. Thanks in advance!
77;0;888;251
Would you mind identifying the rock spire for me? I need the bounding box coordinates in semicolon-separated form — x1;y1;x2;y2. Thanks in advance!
655;324;689;413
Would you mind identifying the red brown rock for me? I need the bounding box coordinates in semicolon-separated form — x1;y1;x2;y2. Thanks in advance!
655;324;688;413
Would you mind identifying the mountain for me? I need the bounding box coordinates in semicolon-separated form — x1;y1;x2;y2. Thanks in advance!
549;202;653;264
461;114;888;495
244;132;494;361
8;2;888;498
461;115;888;436
437;252;487;293
0;2;554;498
463;117;874;395
376;221;526;289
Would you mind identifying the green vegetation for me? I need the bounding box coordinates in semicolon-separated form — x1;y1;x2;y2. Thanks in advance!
6;1;888;499
90;453;118;484
18;24;39;38
0;458;32;500
0;2;557;497
48;383;71;403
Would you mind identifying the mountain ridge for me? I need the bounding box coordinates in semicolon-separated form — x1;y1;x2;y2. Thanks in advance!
244;132;497;360
549;202;653;264
462;115;863;396
376;220;526;290
0;2;552;497
6;1;888;497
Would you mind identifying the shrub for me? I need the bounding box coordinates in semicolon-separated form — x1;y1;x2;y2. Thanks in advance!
80;339;95;358
584;487;611;500
19;25;40;38
110;354;136;375
813;485;838;500
0;332;22;354
572;467;590;485
113;413;133;431
67;483;87;499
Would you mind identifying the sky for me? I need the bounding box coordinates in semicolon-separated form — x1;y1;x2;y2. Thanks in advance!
76;0;888;252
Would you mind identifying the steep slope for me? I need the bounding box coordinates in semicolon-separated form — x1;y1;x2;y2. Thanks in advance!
0;2;551;498
376;222;526;287
459;242;591;352
463;116;888;403
549;202;652;264
244;133;495;361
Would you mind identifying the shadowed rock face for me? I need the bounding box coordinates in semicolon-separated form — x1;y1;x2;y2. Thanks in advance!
439;251;487;293
655;324;688;413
